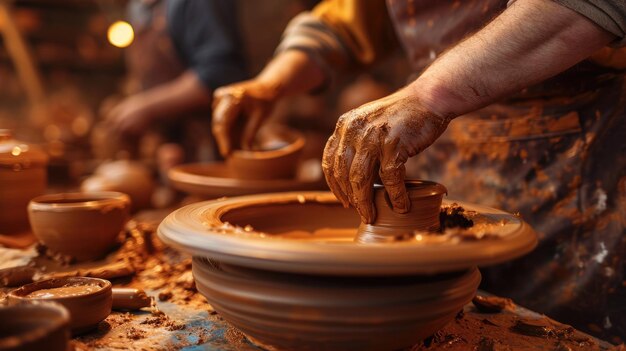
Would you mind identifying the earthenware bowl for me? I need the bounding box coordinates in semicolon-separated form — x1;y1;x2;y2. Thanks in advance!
0;301;70;351
168;162;326;199
28;192;130;262
193;257;480;351
0;129;48;234
356;180;447;243
8;277;112;335
226;125;305;180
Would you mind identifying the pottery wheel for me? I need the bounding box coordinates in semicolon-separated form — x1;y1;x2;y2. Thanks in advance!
168;163;327;198
158;192;537;275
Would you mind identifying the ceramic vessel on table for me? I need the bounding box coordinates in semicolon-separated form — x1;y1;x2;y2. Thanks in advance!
0;301;70;351
28;192;130;262
0;129;48;234
226;125;305;180
8;277;112;335
81;160;155;211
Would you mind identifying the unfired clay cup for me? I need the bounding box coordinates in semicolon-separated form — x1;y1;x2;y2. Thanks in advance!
28;192;130;262
227;126;305;180
8;277;112;335
356;180;447;243
0;301;70;351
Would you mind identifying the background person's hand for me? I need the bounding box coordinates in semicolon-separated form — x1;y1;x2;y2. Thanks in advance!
212;79;280;156
105;95;153;136
322;89;451;224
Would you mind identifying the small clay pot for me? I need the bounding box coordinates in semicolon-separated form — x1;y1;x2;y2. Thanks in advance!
356;180;447;243
81;160;154;211
226;125;305;180
0;130;48;234
193;257;480;351
8;277;112;335
28;192;130;262
0;301;70;351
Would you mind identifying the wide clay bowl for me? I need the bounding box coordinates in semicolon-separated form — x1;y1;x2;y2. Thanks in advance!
8;277;112;335
28;192;130;262
0;301;70;351
357;180;447;243
168;163;326;199
193;257;481;351
226;125;305;180
158;192;537;275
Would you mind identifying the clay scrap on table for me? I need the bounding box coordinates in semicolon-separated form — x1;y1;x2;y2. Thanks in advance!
0;221;152;289
411;294;618;351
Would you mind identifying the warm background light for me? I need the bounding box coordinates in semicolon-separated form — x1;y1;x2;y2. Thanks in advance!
107;20;134;48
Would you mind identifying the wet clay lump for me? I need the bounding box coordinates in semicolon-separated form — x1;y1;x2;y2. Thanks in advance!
25;284;102;299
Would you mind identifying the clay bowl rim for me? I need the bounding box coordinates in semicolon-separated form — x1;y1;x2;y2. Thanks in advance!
229;127;305;160
28;192;130;212
168;162;326;192
8;277;112;302
373;180;447;198
157;191;538;276
0;301;69;349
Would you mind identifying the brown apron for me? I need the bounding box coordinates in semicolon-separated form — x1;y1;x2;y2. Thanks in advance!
387;0;626;342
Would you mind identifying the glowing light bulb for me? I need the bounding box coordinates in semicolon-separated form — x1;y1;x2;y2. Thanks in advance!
107;21;134;48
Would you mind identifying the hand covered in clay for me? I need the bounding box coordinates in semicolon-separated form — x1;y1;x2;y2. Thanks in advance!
212;80;279;156
322;89;451;224
105;95;153;136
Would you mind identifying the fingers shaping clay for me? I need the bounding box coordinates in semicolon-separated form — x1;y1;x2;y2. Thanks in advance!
356;180;447;243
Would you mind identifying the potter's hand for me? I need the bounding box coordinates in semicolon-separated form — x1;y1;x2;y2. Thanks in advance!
212;80;278;156
322;89;450;224
105;96;153;136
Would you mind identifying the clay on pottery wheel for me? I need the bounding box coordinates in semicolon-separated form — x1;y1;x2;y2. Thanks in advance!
356;180;447;243
226;125;305;180
0;301;70;351
158;192;537;350
0;129;48;234
193;257;480;351
159;192;537;275
168;162;327;199
82;160;155;211
8;277;112;335
28;192;130;262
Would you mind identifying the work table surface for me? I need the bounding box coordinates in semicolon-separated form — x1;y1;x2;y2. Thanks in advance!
0;210;618;351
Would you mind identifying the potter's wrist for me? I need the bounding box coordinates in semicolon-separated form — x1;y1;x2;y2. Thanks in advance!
407;77;464;122
255;75;286;100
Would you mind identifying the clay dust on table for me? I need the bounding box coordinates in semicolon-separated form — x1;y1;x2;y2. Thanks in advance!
410;295;615;351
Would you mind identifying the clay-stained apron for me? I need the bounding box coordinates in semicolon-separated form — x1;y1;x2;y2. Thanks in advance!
386;0;626;341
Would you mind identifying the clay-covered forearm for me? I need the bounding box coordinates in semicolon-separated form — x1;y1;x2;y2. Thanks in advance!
136;70;212;120
255;50;326;99
412;0;617;119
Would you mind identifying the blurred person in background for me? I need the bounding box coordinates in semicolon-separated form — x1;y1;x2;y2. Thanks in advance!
98;0;247;175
